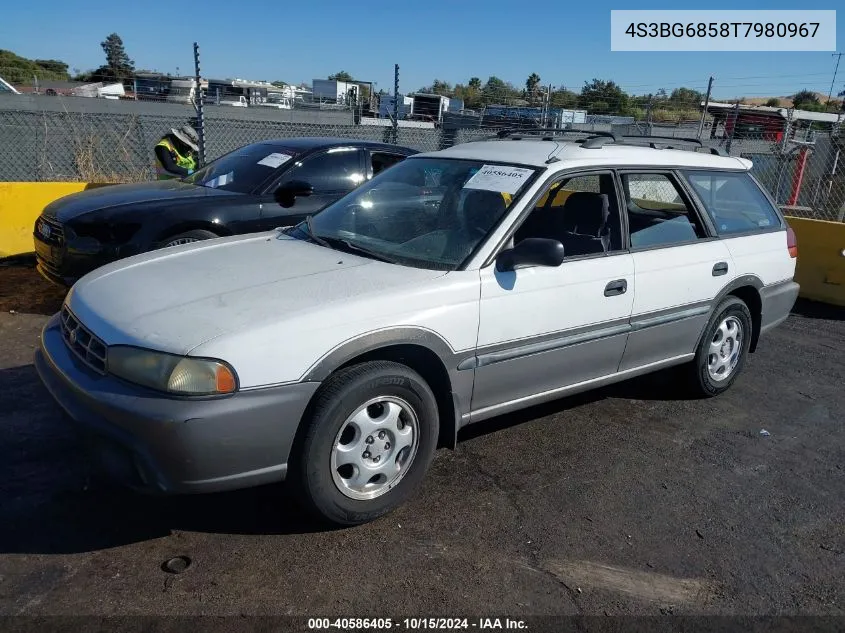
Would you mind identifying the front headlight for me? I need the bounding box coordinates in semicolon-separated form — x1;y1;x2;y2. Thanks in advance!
107;346;238;395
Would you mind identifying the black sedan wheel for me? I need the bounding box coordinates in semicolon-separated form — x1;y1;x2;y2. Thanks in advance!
162;229;220;248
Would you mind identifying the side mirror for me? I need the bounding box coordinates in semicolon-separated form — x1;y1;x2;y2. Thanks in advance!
274;180;314;208
496;238;565;272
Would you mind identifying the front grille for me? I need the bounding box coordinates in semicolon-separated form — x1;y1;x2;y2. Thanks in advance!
60;306;107;374
35;216;65;246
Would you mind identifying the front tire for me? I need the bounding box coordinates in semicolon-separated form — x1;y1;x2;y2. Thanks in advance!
161;229;219;248
688;296;753;397
291;361;439;526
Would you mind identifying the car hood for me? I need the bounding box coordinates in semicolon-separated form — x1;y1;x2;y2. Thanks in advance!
67;232;446;355
42;180;243;222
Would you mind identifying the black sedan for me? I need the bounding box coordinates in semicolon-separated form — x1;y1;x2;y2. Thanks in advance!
33;138;418;286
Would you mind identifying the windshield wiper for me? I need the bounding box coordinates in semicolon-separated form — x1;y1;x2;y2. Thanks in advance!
320;236;398;264
301;215;331;248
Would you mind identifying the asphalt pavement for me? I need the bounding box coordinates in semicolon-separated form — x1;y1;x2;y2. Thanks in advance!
0;265;843;620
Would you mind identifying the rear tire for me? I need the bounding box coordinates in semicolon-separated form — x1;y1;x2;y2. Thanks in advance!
161;229;219;248
290;361;439;526
687;296;753;397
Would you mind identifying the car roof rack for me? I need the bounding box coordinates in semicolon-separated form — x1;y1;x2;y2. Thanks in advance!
618;135;729;156
486;128;729;156
494;128;618;141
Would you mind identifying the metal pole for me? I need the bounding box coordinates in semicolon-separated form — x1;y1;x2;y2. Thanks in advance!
193;42;206;166
827;53;842;110
697;76;714;139
726;101;740;153
392;64;400;145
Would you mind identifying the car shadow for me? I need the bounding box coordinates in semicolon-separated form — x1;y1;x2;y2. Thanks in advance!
0;258;67;315
0;364;338;555
2;356;702;554
791;298;845;321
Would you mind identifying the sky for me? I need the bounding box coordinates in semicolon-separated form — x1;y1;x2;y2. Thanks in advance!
1;0;843;101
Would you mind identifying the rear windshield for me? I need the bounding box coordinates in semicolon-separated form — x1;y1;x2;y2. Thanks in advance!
184;144;299;194
681;170;781;235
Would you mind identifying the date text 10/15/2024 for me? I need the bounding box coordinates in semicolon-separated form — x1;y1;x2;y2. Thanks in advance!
307;618;528;630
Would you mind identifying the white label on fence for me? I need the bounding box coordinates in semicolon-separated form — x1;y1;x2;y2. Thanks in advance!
257;152;292;168
464;165;534;194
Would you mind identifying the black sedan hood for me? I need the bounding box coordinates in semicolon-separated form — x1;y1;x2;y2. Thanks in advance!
42;180;243;222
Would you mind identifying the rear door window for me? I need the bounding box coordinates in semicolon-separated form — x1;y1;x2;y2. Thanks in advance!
370;151;407;176
682;170;782;235
621;173;708;249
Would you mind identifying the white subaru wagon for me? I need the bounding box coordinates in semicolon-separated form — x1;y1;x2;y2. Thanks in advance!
35;133;799;525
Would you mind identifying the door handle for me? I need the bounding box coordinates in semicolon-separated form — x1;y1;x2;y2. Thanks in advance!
712;262;729;277
604;279;628;297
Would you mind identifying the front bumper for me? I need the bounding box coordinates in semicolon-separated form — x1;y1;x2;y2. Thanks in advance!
34;232;111;287
34;314;320;494
33;220;143;287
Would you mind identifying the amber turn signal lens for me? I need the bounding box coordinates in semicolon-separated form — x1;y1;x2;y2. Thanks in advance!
215;365;237;393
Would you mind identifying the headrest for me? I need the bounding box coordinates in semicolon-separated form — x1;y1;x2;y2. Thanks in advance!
562;192;609;236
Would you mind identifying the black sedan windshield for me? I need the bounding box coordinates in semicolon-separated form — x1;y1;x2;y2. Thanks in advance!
301;157;536;270
185;144;298;194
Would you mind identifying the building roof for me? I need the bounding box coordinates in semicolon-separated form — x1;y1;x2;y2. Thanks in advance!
414;139;753;170
704;100;843;124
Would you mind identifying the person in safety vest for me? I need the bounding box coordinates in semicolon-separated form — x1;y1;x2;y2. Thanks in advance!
154;125;199;180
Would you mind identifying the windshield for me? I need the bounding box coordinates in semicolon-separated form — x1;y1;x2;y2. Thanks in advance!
184;143;299;194
295;157;536;270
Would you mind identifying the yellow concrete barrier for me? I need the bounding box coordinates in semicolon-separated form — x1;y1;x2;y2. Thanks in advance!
786;216;845;308
0;182;98;259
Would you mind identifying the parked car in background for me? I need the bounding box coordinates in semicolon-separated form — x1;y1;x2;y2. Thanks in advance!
33;138;417;286
35;132;799;526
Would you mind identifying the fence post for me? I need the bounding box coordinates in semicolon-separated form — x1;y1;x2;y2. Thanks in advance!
646;98;654;136
725;101;740;154
193;42;206;167
392;64;400;145
697;76;713;139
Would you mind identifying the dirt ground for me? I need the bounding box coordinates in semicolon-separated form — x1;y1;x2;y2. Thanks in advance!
0;262;843;626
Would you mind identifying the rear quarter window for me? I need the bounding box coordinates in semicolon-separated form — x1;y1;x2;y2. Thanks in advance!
682;170;781;236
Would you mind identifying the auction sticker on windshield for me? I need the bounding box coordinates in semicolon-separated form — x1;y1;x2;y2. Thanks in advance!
257;153;292;168
464;165;534;195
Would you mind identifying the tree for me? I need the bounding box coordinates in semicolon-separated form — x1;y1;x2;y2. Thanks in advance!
482;76;520;105
271;80;288;87
99;33;134;81
418;79;452;96
468;77;481;91
792;89;819;105
550;87;579;109
579;79;630;115
34;59;69;77
525;72;541;104
792;89;822;110
0;49;70;83
669;87;704;107
329;71;354;81
765;98;781;107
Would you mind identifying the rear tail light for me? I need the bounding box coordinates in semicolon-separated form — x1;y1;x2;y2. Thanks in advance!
786;226;798;259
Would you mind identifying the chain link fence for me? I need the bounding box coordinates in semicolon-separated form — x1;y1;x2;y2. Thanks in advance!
1;94;843;221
